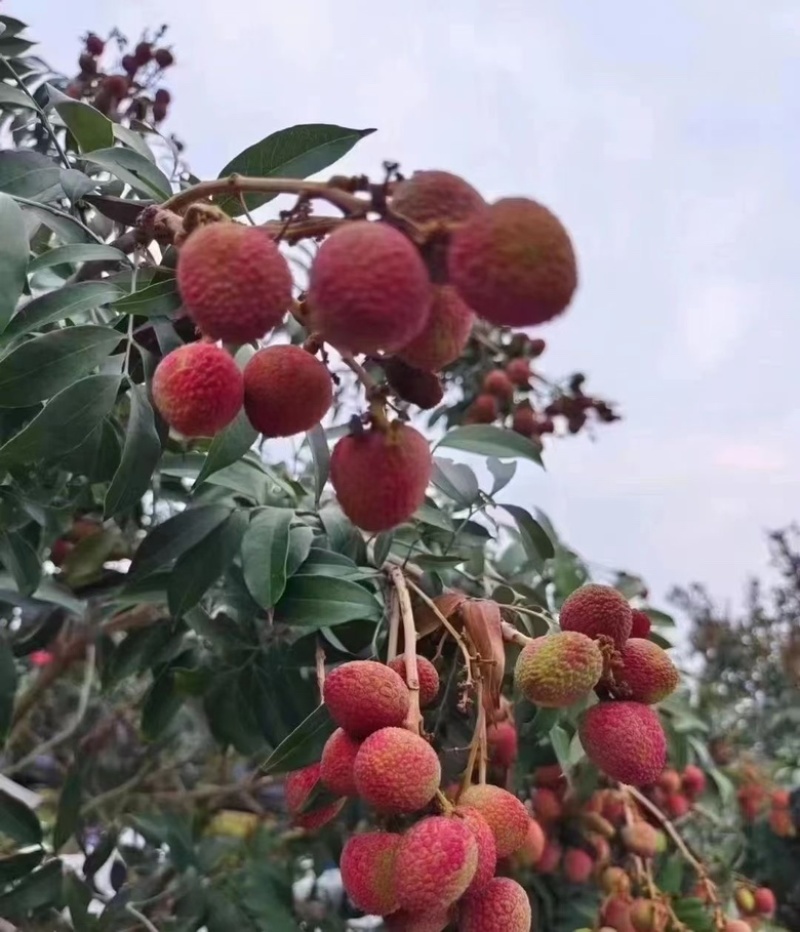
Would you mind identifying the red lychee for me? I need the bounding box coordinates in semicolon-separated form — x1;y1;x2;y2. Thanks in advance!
560;583;633;649
134;41;153;65
387;654;440;707
394;815;478;913
620;822;659;858
323;660;409;738
603;897;636;932
391;169;485;224
506;358;531;387
754;888;775;916
448;197;578;328
482;368;514;400
533;764;565;788
511;402;538;437
353;727;441;813
630;898;670;932
155;88;171;105
659;769;682;794
340;831;400;915
604;638;679;704
466;393;498;423
664;793;690;818
486;720;518;769
330;422;432;532
458;784;529;857
243;345;332;438
154;48;174;68
85;34;105;56
579;701;667;786
517;818;546;867
103;75;130;100
563;848;595;884
382;356;444;409
397;285;474;372
534;839;562;874
455;806;497;893
514;631;604;707
726;921;752;932
459;877;531;932
177;223;292;343
682;764;707;799
630;609;652;639
384;910;452;932
533;787;563;823
284;763;344;829
308;220;432;354
152;342;243;438
319;728;360;797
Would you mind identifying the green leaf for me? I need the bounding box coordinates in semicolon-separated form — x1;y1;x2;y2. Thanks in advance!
47;84;113;152
0;530;41;597
0;848;43;886
0;789;42;846
168;511;249;616
261;703;336;775
83;147;172;200
373;531;393;568
437;424;543;464
656;852;685;894
28;243;126;274
141;670;184;739
0;193;29;332
645;607;676;627
111;278;182;317
130;504;234;579
276;574;382;627
193;408;257;489
0;150;62;201
550;723;572;775
432;457;480;507
0;325;121;407
104;385;162;517
0;84;37;110
63;869;94;932
286;525;314;576
0;635;17;743
0;858;65;918
500;503;555;561
306;424;330;507
52;764;82;851
487;456;517;495
4;280;124;338
671;898;714;932
215;123;376;215
241;507;293;609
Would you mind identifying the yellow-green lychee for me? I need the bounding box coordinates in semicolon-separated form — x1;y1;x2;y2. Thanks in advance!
319;728;361;797
397;285;475;372
387;654;440;707
620;822;659;858
458;784;529;857
323;660;409;738
353;727;441;813
579;701;667;786
459;877;532;932
630;898;670;932
560;583;633;649
340;831;400;915
514;631;603;707
605;638;679;704
391;169;485;224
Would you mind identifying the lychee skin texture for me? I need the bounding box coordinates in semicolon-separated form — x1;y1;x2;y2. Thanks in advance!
395;815;478;913
323;660;409;739
330;423;432;532
533;787;563;823
152;342;243;438
319;728;361;797
630;609;652;639
353;727;441;814
308;220;432;354
459;784;529;857
391;169;485;224
560;583;633;649
514;631;604;707
387;654;440;707
243;345;332;438
455;807;497;894
517;819;546;867
177;223;292;343
340;831;400;916
398;285;475;372
630;899;670;932
448;197;578;328
564;848;595;884
384;909;452;932
607;638;679;704
284;763;344;829
459;877;532;932
579;702;667;786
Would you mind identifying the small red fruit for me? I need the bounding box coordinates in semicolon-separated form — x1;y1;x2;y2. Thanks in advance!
563;848;594;884
466;393;498;423
387;654;440;707
155;88;171;105
630;609;652;639
134;41;153;65
85;34;105;56
486;720;518;769
284;763;344;829
483;368;514;400
506;358;531;387
319;728;360;797
154;48;175;68
682;764;707;799
753;888;776;916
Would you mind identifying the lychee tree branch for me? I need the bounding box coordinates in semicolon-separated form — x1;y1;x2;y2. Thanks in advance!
389;567;422;735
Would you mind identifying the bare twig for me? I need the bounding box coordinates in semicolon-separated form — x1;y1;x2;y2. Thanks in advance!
315;643;326;702
386;590;401;662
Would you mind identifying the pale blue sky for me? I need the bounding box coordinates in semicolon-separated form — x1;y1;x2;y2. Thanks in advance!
15;1;800;610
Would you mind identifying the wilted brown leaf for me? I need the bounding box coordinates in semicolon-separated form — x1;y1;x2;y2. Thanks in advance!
412;590;467;639
458;598;504;714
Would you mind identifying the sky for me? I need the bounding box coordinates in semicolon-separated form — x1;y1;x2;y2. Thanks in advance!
13;0;800;617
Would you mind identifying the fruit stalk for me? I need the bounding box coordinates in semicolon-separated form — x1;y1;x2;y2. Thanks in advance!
389;567;422;734
500;620;533;648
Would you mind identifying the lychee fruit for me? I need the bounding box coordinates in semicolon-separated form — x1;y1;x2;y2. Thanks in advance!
155;88;171;105
602;866;632;896
533;764;565;788
772;789;790;809
736;888;757;916
319;728;361;797
512;402;538;437
754;888;775;916
387;654;440;707
103;75;130;101
459;877;531;932
397;285;475;372
506;358;531;387
284;763;344;829
134;41;153;65
620;822;659;858
455;806;497;893
630;609;652;639
394;815;478;913
448;197;578;328
323;660;409;738
563;848;595;884
517;818;546;867
307;220;432;354
560;583;633;649
580;702;666;785
340;831;400;915
382;356;444;409
664;793;690;819
466;393;498;423
533;787;563;823
85;34;105;56
630;898;669;932
154;48;174;68
459;784;529;857
682;764;706;799
177;223;292;343
605;638;679;704
152;342;244;438
483;368;514;400
535;839;563;874
391;169;485;224
243;345;332;437
384;909;452;932
486;720;518;769
330;422;432;531
353;727;441;813
514;631;604;707
659;769;682;794
726;921;752;932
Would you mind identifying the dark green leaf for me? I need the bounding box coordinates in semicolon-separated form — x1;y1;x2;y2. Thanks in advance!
168;511;249;616
431;457;480;507
193;408;257;489
437;424;543;464
550;723;572;774
0;325;121;406
276;574;382;627
306;424;329;506
241;507;293;609
261;703;335;775
655;852;685;894
52;764;82;851
215;123;376;215
130;504;234;579
0;193;29;331
104;385;162;517
0;150;61;201
0;635;17;742
0;858;64;918
141;670;183;739
645;607;676;627
21;201;97;245
0;374;120;469
671;898;715;932
0;530;41;597
111;278;181;317
501;503;555;561
373;531;393;568
47;84;113;152
204;673;267;755
487;456;517;495
83;147;172;200
102;622;184;688
28;243;126;274
63;869;94;932
0;848;43;886
286;525;315;576
4;280;124;337
59;169;97;205
0;16;29;37
0;789;42;846
0;84;36;109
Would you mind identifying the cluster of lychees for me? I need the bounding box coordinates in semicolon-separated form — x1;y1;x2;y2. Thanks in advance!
150;169;578;533
641;765;707;820
282;657;536;931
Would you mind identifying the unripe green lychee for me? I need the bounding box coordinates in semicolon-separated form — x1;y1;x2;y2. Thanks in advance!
563;848;595;883
459;877;532;932
330;422;432;532
391;169;485;224
397;285;475;372
177;223;292;343
630;898;670;932
630;609;652;638
483;368;514;400
387;654;440;707
514;631;604;707
319;727;361;797
340;831;400;915
284;763;344;829
459;784;529;857
243;345;332;438
466;393;498;423
307;220;432;354
384;909;452;932
735;887;757;916
353;727;441;813
605;638;679;704
454;806;497;894
382;356;444;409
448;197;578;328
323;660;409;738
152;342;243;438
560;583;633;649
395;815;478;913
580;701;666;785
620;822;659;858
